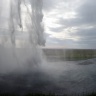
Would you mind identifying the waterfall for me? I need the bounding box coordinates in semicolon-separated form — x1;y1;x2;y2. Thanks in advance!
0;0;45;73
0;0;45;46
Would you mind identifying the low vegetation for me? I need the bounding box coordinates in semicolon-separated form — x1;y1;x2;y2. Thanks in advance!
43;49;96;61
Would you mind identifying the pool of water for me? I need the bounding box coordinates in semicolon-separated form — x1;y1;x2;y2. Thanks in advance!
0;58;96;95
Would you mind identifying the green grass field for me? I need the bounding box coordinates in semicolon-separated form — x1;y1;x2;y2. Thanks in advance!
43;49;96;61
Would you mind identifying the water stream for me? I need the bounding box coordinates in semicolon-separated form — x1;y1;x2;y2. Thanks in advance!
0;0;45;73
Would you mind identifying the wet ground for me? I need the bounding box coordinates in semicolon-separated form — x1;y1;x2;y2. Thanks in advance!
0;58;96;95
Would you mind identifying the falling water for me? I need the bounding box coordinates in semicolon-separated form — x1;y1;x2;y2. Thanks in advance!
0;0;45;73
10;0;44;46
0;1;96;95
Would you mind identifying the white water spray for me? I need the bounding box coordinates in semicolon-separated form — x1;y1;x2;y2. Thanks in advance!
0;0;45;73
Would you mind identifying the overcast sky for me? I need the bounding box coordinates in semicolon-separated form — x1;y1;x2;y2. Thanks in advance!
43;0;96;49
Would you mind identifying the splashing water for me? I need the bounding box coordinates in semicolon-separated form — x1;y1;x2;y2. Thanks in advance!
11;0;45;46
0;0;45;73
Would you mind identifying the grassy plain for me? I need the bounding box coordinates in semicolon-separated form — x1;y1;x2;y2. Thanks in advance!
43;49;96;61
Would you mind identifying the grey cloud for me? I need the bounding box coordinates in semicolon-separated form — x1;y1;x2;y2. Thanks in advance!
44;0;96;48
77;0;96;24
47;35;96;48
71;28;96;40
46;26;96;48
46;36;83;48
68;27;96;48
46;34;77;45
49;26;65;33
43;0;60;11
44;33;50;38
59;0;96;27
43;0;70;11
